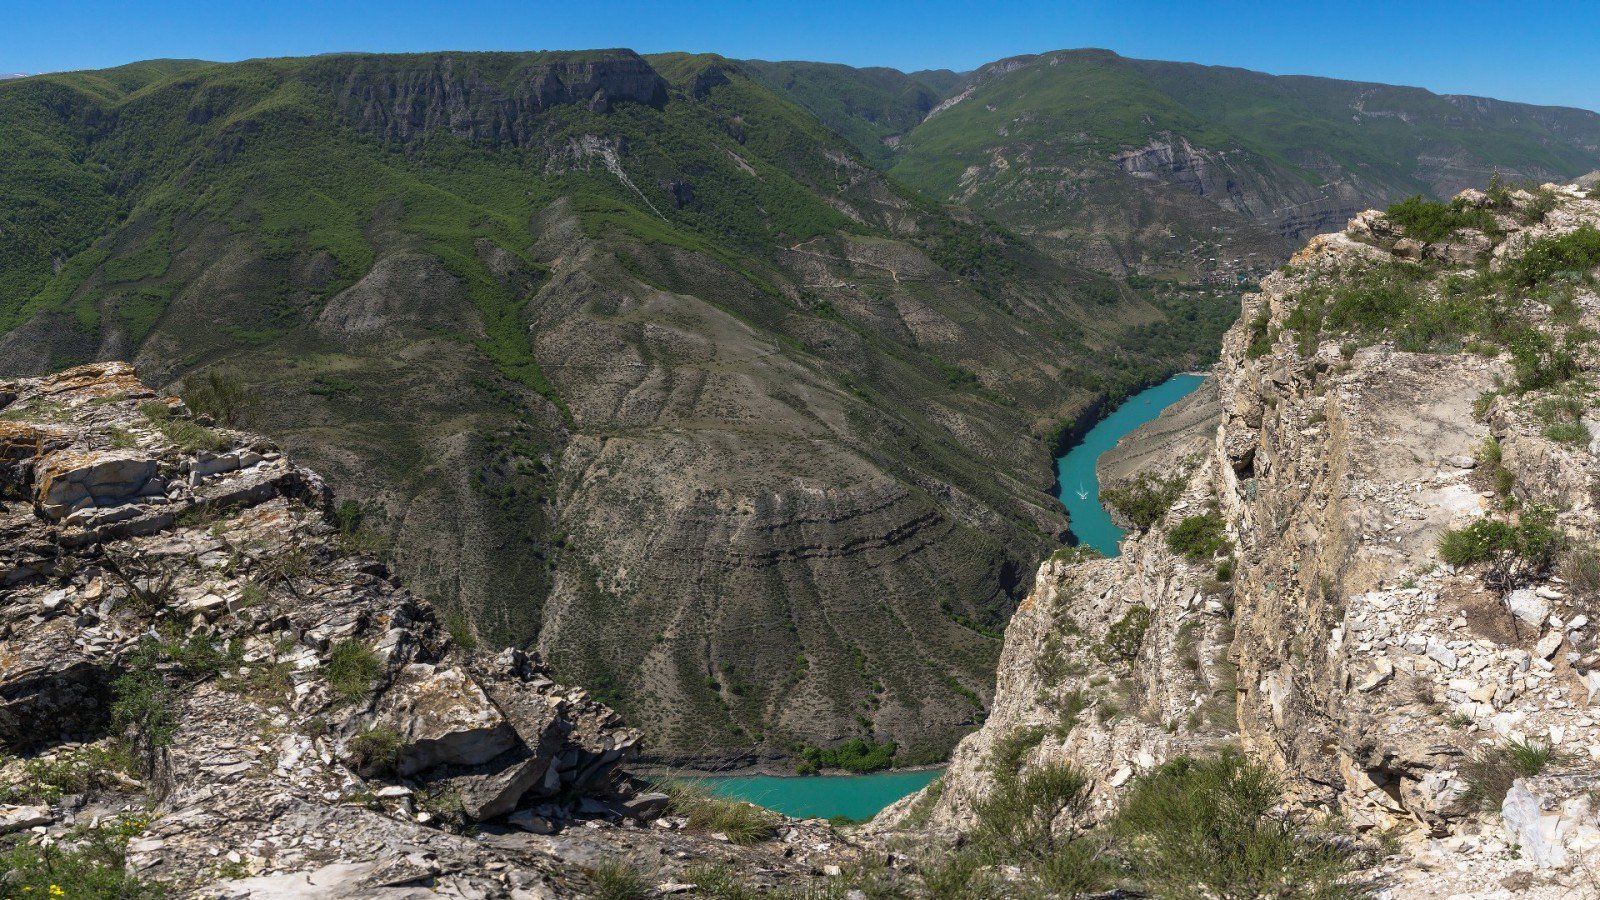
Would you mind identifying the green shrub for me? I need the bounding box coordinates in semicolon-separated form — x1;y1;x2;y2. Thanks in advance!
1460;739;1556;811
1502;225;1600;288
1244;308;1274;359
797;738;897;773
1166;512;1230;561
1386;195;1495;243
1096;606;1152;665
0;818;164;899
972;762;1092;857
1439;519;1518;566
1101;472;1186;531
325;640;383;703
989;726;1048;778
111;640;180;763
1113;752;1362;899
181;370;254;426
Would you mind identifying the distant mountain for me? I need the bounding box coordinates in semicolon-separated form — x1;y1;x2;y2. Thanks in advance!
752;49;1600;277
0;51;1228;763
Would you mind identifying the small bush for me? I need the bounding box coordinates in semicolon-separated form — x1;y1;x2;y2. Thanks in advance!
1096;606;1152;665
1502;225;1600;289
1386;194;1495;243
325;640;383;703
662;782;778;845
346;727;405;777
1167;512;1230;561
1439;519;1518;566
111;640;179;765
1460;739;1556;811
181;370;254;426
1101;472;1186;531
1113;752;1362;899
1438;505;1562;575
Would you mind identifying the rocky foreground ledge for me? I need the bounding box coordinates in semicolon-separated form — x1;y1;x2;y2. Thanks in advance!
0;363;852;898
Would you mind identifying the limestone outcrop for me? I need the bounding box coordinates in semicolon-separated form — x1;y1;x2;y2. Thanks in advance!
882;184;1600;894
0;362;852;897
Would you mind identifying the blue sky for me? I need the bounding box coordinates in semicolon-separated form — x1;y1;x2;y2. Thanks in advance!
4;0;1597;111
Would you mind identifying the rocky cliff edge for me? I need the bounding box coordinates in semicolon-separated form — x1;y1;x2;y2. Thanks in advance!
879;184;1600;897
0;362;851;898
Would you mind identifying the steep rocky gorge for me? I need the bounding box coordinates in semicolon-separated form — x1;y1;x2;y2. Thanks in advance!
880;184;1600;895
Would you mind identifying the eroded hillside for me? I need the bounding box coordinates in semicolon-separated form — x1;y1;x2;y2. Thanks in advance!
0;51;1229;762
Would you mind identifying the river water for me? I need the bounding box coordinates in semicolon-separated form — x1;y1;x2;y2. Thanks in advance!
699;374;1207;819
1053;373;1207;556
692;769;943;821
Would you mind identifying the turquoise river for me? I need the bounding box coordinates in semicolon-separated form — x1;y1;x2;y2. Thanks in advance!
700;373;1207;818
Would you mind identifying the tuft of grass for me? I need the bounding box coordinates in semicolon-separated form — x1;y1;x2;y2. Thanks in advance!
661;781;779;845
1095;606;1152;666
325;640;383;703
1543;421;1591;445
1460;739;1556;811
587;860;650;900
345;726;405;777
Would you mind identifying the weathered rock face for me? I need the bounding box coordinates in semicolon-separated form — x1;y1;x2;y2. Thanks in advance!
314;50;670;145
0;362;853;897
884;184;1600;893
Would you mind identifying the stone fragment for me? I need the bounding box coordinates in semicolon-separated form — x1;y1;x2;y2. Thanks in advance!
1502;774;1600;869
1536;631;1564;660
1357;658;1393;692
1508;589;1550;628
0;805;51;834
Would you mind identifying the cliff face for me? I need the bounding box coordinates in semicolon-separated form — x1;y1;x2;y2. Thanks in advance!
0;363;850;897
884;184;1600;893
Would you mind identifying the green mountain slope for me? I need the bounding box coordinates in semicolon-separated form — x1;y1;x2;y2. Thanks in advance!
754;49;1600;279
740;59;950;167
0;50;1229;763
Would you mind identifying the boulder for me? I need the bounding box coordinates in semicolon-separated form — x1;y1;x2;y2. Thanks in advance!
1507;589;1549;629
371;664;516;777
1502;774;1600;868
35;449;158;518
0;804;50;834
